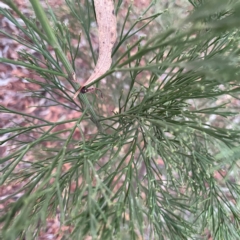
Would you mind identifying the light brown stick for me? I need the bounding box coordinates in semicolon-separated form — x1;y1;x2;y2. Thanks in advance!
73;0;117;99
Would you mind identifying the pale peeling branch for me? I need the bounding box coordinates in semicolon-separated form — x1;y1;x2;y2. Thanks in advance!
73;0;117;99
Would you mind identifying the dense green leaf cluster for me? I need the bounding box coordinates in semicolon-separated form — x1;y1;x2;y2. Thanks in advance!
0;0;240;239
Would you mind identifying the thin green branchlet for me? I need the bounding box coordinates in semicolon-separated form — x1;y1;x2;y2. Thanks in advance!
29;0;103;132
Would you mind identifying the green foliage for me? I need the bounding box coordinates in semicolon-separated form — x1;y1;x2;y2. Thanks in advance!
0;0;240;239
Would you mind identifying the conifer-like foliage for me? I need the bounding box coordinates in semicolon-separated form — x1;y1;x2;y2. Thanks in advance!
0;0;240;239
